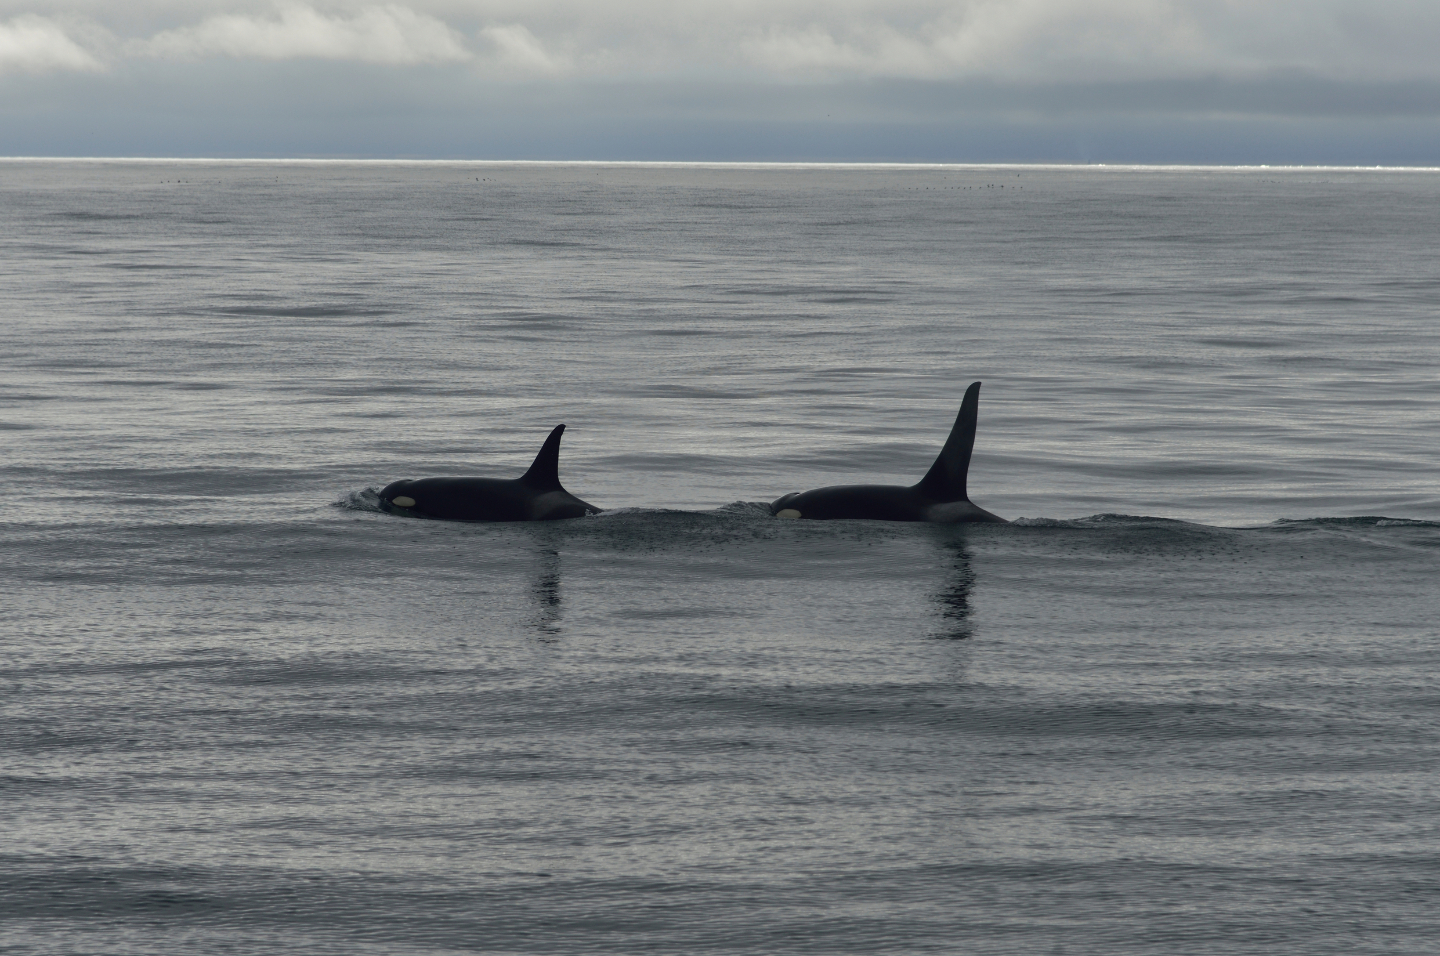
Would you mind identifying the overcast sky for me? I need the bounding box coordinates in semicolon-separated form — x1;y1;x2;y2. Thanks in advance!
3;1;1439;162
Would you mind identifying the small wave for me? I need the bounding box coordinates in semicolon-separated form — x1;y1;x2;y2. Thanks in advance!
584;506;661;519
584;502;772;523
1012;514;1440;535
716;500;773;517
218;305;396;319
1009;514;1211;530
106;263;203;271
627;384;762;400
1010;516;1083;528
1265;516;1440;530
335;488;384;513
49;211;144;221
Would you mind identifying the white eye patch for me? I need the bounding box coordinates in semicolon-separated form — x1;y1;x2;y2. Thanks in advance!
776;509;802;519
392;496;416;508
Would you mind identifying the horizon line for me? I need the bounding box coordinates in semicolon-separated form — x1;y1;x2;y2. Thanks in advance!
3;157;1439;172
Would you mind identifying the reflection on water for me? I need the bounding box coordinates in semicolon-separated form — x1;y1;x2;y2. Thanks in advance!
931;536;975;640
529;545;562;636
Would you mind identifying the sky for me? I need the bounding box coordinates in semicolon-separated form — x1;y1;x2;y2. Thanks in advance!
3;1;1440;162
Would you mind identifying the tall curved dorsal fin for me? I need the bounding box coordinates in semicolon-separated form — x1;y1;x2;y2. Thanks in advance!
520;424;566;491
914;381;982;502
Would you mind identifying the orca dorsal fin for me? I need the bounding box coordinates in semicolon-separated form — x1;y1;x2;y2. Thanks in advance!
914;382;982;502
519;424;566;491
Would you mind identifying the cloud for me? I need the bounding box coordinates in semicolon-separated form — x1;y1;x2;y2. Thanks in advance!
139;3;470;65
522;0;1440;84
4;1;1439;85
478;23;565;75
741;1;1226;82
0;14;104;73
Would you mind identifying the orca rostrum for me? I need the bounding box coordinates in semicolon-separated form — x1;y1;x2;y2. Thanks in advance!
379;424;600;521
769;381;1006;524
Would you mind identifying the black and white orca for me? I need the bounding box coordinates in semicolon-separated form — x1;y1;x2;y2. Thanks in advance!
769;381;1006;524
379;424;600;522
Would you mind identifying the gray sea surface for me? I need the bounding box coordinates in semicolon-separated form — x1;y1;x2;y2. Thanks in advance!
2;160;1439;955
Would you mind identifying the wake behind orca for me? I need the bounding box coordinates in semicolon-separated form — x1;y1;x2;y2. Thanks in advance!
379;424;600;521
769;381;1006;523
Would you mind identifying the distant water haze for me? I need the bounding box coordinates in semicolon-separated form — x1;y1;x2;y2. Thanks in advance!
2;161;1438;955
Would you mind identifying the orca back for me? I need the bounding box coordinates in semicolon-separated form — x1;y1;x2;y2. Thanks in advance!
379;423;600;521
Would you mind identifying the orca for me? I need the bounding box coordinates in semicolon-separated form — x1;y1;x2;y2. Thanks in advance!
379;424;600;521
769;382;1006;524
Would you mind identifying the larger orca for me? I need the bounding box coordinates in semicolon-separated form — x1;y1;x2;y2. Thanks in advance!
379;424;600;521
769;382;1006;523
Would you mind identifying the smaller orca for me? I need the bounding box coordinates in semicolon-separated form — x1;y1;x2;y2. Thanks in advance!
769;381;1006;524
379;424;600;522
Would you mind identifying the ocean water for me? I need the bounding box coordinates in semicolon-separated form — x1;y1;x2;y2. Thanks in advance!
2;160;1439;955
